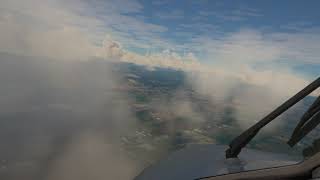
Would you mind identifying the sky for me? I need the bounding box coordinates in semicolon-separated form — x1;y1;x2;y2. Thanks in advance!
87;0;320;78
0;0;319;79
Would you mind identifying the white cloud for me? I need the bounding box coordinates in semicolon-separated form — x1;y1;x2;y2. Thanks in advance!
100;35;318;132
45;132;138;180
198;6;262;22
190;29;320;66
99;36;201;70
179;23;220;35
0;0;103;60
0;0;171;60
186;65;314;131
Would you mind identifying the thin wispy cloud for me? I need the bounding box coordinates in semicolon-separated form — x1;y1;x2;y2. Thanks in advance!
154;9;184;20
1;0;319;80
198;6;262;21
2;0;320;70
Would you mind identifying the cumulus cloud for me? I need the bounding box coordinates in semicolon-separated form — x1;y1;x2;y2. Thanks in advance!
45;132;138;180
0;1;143;179
99;30;317;132
0;54;143;179
100;36;202;70
0;0;103;60
151;90;206;123
177;29;319;130
186;63;314;130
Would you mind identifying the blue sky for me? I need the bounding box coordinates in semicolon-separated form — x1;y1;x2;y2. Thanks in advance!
108;0;320;41
99;0;320;78
139;0;320;36
0;0;319;79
